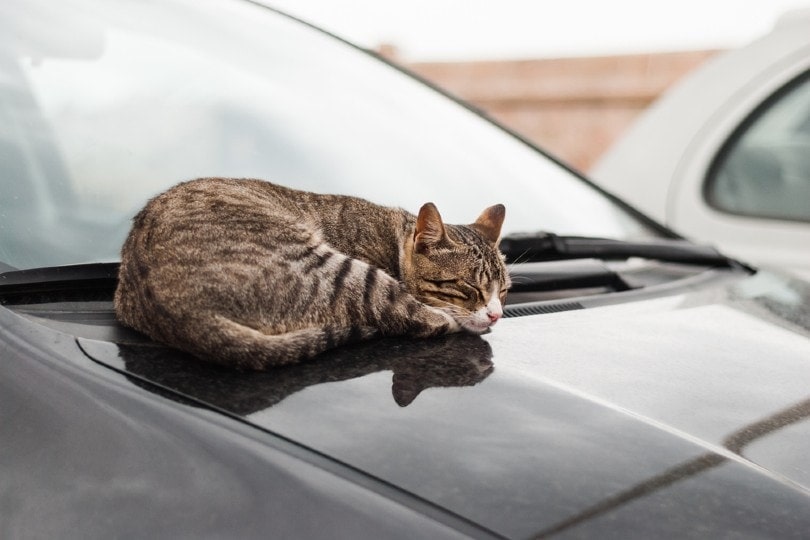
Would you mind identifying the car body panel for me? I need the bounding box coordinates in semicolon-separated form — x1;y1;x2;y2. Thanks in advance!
591;11;810;278
8;268;808;538
0;305;492;539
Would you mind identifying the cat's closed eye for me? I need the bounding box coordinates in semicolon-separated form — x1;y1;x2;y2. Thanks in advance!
462;282;486;302
435;288;469;301
422;280;468;299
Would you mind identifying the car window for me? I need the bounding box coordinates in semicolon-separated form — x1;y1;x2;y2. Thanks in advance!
706;71;810;223
0;0;655;271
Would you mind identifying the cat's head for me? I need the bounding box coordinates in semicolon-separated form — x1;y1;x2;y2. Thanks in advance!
403;202;510;334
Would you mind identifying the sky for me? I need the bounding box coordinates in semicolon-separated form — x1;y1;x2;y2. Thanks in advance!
265;0;810;61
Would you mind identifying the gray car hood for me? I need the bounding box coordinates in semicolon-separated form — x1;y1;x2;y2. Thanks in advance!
80;269;810;538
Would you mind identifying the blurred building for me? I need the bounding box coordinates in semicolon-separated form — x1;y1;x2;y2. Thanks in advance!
399;50;719;171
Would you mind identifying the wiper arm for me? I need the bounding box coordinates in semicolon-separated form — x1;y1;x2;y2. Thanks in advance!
500;232;742;268
508;258;631;293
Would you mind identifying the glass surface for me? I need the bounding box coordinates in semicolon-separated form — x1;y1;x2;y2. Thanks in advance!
0;0;654;270
707;72;810;223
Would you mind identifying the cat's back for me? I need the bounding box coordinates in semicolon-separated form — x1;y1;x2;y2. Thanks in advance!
137;177;297;227
132;177;390;235
125;178;322;257
130;178;408;271
115;178;325;332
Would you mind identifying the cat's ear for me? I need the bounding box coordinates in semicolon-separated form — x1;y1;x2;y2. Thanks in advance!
472;204;505;244
414;202;448;253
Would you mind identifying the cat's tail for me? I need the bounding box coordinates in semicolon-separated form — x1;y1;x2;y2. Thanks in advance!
184;315;378;370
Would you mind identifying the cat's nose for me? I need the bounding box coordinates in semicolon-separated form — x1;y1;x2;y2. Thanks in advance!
487;311;501;324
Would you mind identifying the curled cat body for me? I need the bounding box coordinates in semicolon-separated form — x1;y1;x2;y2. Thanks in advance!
114;178;509;370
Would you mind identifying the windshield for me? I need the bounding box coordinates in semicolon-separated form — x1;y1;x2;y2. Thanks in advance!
0;0;656;271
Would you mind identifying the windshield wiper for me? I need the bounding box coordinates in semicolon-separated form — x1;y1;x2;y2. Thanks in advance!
0;262;119;303
500;232;745;268
508;258;631;293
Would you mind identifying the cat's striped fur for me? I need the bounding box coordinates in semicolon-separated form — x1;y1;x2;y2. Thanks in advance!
114;178;509;369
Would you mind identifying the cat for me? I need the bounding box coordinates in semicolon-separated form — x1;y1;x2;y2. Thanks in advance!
114;178;509;370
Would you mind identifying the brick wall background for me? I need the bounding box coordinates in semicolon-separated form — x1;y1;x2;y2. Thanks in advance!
401;50;719;172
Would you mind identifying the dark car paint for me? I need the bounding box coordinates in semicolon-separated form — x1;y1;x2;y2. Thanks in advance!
0;306;493;539
4;267;810;537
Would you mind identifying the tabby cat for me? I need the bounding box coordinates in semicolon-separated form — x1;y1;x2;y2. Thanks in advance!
114;178;509;369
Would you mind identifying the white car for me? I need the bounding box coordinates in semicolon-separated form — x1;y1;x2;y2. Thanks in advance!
591;10;810;278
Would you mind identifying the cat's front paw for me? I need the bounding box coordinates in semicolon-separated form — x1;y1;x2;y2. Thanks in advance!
410;306;461;338
430;306;463;334
435;308;462;334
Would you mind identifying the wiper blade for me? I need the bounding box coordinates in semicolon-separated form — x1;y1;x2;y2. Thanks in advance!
500;232;740;267
0;262;119;300
508;258;631;293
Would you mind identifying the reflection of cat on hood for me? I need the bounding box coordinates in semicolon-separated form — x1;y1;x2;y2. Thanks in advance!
388;338;493;406
118;333;494;414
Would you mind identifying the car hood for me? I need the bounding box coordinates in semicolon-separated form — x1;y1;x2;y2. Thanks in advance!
79;269;810;538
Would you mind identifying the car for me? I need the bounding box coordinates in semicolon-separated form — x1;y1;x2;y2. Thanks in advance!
591;9;810;280
2;0;810;538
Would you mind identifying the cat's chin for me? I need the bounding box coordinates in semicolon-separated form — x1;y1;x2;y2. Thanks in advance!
460;321;493;335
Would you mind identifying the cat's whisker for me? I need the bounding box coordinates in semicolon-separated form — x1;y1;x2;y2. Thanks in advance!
508;276;531;284
507;249;531;269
